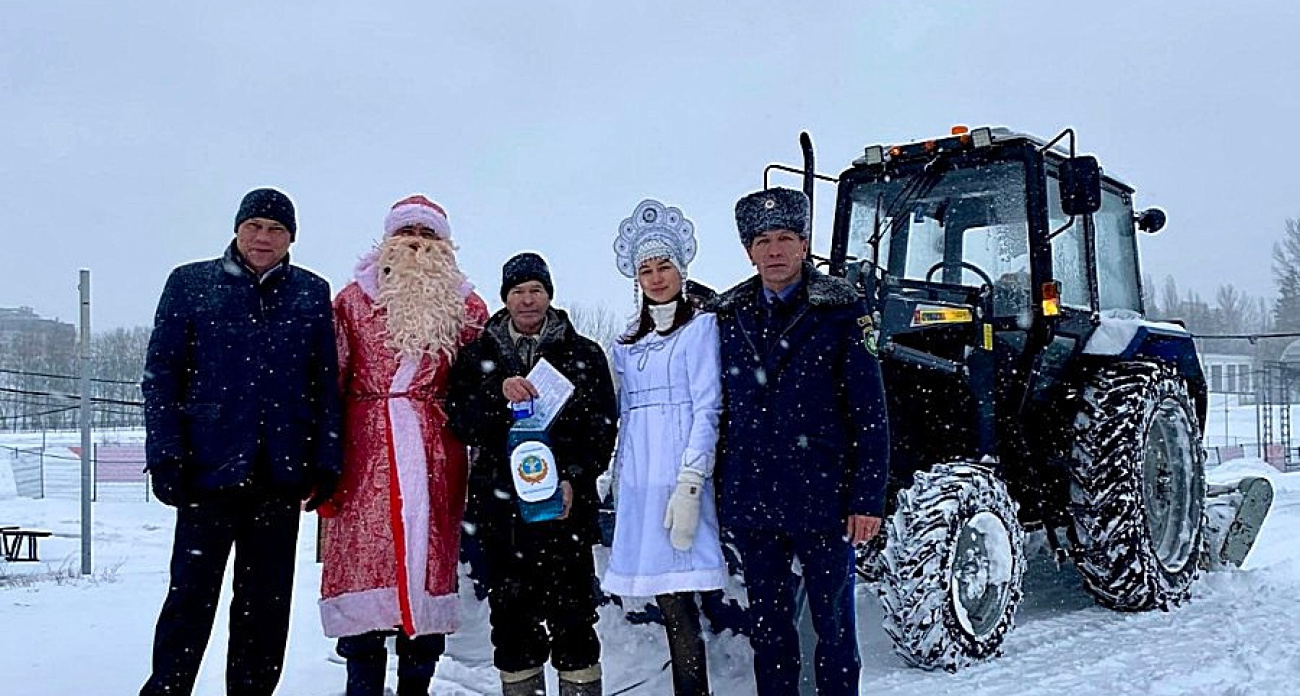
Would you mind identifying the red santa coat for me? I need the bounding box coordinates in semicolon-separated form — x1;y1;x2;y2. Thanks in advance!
319;259;488;638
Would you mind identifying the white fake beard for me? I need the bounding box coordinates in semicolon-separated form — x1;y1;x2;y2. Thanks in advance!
375;236;467;360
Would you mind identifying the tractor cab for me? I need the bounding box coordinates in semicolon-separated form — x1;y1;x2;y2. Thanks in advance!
825;127;1166;479
833;127;1153;350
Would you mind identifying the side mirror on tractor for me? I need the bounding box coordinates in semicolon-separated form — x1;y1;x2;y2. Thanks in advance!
1136;207;1167;234
1059;156;1102;216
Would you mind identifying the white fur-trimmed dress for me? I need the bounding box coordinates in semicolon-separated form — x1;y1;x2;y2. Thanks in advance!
602;312;727;597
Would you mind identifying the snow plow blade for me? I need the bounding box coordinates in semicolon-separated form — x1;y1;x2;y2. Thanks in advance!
1204;476;1274;569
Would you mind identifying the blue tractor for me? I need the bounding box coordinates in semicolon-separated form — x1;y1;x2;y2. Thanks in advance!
764;126;1270;671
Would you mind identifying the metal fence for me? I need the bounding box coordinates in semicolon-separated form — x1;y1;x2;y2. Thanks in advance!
3;442;152;502
0;367;145;433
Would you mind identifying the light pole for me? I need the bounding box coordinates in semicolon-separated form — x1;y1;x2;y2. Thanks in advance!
78;269;92;575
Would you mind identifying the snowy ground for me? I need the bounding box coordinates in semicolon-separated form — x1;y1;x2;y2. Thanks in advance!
3;424;1300;695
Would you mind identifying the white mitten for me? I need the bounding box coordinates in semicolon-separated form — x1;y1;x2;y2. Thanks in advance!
663;469;704;551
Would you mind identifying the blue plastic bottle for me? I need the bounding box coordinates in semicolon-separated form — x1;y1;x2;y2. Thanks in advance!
507;400;564;523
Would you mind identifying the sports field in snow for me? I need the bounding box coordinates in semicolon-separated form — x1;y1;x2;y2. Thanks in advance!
2;408;1298;695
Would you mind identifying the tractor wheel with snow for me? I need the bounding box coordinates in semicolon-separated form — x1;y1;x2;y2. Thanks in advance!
1070;361;1206;611
875;462;1026;671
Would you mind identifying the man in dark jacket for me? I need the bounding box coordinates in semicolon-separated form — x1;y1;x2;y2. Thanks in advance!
712;187;889;696
446;252;617;696
139;188;343;696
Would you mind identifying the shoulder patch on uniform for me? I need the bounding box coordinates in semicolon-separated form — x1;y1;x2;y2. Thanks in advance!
857;314;879;355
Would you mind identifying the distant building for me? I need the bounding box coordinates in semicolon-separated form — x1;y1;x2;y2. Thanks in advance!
1200;352;1254;394
0;307;75;367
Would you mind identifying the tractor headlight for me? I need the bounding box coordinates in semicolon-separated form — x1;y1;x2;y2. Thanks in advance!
972;127;993;148
864;145;885;165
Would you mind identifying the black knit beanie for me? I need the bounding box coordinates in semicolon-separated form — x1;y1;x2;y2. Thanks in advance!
234;188;297;241
500;252;554;301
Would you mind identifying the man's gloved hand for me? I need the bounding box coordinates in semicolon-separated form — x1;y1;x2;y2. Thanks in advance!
304;468;340;514
148;460;186;508
663;469;704;551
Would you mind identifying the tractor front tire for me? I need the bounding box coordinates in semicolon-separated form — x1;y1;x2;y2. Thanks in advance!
875;462;1026;671
1070;361;1206;611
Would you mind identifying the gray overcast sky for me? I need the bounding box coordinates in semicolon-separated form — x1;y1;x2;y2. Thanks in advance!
2;1;1297;329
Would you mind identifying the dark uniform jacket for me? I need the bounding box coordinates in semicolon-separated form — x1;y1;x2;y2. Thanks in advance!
142;242;342;498
446;308;618;546
711;263;890;533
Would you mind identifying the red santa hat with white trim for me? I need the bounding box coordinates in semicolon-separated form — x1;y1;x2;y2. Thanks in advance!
384;194;452;239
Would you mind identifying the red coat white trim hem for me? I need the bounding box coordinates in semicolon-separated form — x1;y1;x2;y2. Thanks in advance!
319;588;460;638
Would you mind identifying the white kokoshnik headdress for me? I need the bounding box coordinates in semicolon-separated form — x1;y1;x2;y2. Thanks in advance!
614;199;698;279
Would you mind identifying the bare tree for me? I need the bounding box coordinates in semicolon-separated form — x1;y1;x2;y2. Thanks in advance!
1158;276;1181;321
0;324;150;432
1141;273;1159;316
91;326;150;428
1272;218;1300;332
1;329;76;432
1196;284;1270;355
1214;284;1251;335
566;302;627;353
1255;297;1273;333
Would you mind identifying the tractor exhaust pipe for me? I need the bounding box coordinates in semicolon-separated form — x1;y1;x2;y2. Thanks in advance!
801;131;815;258
762;131;837;262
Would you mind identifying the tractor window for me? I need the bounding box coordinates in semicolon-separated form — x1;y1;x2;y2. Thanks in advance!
848;196;890;266
964;223;1031;316
1046;174;1093;310
846;159;1031;316
1094;187;1141;312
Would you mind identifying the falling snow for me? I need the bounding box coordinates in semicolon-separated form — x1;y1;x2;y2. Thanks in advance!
3;424;1300;694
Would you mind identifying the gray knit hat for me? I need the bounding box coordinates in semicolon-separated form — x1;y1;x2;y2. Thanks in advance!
734;187;809;248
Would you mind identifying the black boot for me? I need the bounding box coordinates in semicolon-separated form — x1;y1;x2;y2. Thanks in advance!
396;675;431;696
658;593;709;696
501;667;546;696
346;658;387;696
394;632;443;696
557;666;602;696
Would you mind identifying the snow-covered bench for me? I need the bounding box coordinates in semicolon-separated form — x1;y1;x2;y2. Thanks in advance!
1;527;52;562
